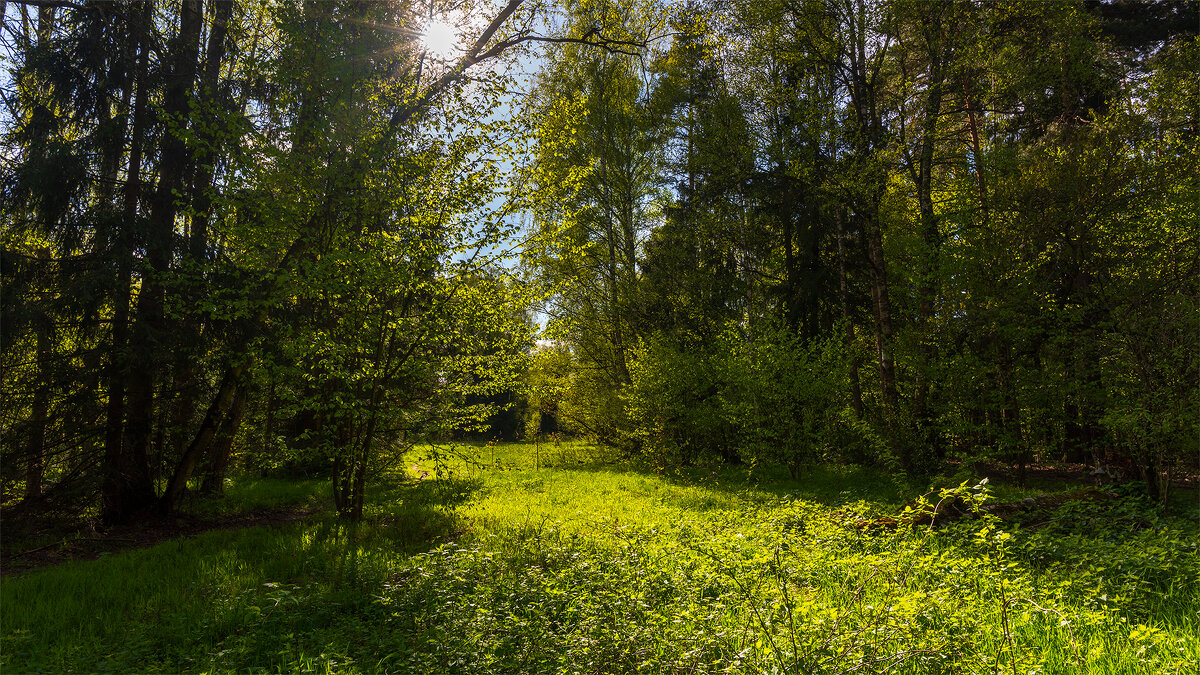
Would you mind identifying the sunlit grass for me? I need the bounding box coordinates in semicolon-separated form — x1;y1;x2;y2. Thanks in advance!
3;442;1197;673
406;441;912;537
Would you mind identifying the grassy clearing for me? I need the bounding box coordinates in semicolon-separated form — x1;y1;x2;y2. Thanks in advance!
3;442;1197;673
410;440;911;532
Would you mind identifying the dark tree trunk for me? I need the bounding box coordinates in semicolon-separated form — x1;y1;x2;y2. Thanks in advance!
160;357;253;513
349;391;383;520
332;421;355;517
1142;456;1161;502
25;313;50;502
187;0;232;262
102;0;155;525
863;212;898;413
841;4;898;437
781;168;799;331
351;441;368;521
836;210;863;418
962;78;988;214
263;376;277;458
20;8;59;503
166;0;234;491
200;381;248;495
909;42;946;470
122;0;204;520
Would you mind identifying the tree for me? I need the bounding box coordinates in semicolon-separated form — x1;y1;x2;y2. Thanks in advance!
1;0;630;522
524;0;665;448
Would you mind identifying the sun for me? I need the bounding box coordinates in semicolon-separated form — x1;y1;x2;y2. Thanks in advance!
421;20;460;60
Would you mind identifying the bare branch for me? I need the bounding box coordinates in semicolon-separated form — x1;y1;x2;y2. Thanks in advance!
466;0;523;59
7;0;84;9
479;32;645;61
390;0;645;128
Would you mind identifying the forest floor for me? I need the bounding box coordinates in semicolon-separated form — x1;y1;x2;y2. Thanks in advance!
4;455;1193;578
1;476;333;577
0;504;324;577
956;459;1199;493
3;444;1197;674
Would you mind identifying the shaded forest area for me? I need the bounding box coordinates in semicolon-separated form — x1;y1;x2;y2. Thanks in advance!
2;0;1197;534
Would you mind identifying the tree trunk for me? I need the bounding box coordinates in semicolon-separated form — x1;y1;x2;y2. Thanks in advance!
962;78;988;214
351;441;368;521
160;356;252;513
910;46;946;469
25;311;50;502
102;0;155;524
1142;456;1161;502
262;375;276;459
842;3;898;434
836;210;863;418
781;168;799;331
122;0;204;519
863;212;898;413
167;0;234;490
188;0;232;261
200;381;248;495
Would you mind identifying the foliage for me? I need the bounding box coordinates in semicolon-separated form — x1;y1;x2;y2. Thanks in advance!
627;323;882;474
520;0;668;451
519;0;1199;497
0;0;541;520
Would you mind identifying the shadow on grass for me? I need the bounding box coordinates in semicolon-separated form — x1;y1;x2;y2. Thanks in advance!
1;473;484;673
181;476;331;517
360;475;483;554
548;453;916;507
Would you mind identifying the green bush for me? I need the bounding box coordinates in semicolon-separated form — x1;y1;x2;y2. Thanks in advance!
626;323;878;474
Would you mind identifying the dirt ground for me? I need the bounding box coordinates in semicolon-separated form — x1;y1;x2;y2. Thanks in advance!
964;459;1198;492
1;506;322;577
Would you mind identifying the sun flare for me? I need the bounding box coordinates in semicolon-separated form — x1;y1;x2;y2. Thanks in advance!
421;20;459;59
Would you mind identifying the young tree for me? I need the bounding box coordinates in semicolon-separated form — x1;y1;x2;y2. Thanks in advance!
524;0;664;448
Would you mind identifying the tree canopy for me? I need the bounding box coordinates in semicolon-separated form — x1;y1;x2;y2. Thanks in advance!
2;0;1196;523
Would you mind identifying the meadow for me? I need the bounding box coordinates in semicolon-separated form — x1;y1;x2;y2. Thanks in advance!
2;441;1197;674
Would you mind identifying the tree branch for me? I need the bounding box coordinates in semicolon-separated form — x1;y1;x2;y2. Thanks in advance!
389;0;644;128
479;31;645;61
7;0;84;9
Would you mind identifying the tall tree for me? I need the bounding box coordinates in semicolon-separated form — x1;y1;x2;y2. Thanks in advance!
525;0;663;446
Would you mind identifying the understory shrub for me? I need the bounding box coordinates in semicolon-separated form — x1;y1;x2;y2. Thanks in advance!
626;322;879;473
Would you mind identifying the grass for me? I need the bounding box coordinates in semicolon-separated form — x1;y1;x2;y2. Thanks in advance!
412;440;912;532
2;442;1197;673
183;475;331;517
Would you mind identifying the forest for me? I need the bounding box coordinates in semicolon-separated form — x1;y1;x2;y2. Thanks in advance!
1;0;1197;672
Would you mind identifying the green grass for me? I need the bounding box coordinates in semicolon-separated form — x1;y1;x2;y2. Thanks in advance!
184;475;331;517
3;442;1197;673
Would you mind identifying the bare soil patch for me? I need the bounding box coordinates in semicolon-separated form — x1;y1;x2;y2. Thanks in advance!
1;506;323;577
961;459;1198;491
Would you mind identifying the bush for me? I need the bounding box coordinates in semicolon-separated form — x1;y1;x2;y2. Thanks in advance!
626;322;877;474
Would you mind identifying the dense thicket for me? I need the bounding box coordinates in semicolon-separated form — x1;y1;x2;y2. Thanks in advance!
524;0;1198;498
